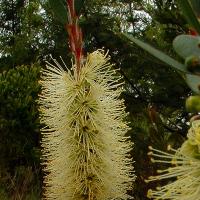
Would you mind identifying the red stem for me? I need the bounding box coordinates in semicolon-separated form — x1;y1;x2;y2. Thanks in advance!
66;0;83;78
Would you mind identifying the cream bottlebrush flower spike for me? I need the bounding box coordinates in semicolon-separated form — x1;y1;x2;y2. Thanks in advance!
146;120;200;200
38;50;135;200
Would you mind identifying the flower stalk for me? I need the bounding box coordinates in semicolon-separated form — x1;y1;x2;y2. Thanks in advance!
39;1;134;199
39;50;135;199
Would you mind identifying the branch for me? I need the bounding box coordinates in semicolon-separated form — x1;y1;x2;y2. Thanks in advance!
119;68;147;102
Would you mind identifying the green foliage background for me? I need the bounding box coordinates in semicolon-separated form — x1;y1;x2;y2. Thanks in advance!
0;0;193;199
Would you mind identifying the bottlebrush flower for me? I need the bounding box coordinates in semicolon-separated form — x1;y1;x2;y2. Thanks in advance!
146;120;200;200
38;50;135;200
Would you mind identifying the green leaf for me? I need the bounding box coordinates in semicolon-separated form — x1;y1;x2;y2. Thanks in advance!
186;95;200;112
173;35;200;58
124;34;188;73
75;0;85;16
186;74;200;94
178;0;200;34
48;0;68;24
190;0;200;16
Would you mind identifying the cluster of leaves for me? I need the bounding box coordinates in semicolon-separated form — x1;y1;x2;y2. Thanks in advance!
0;0;44;70
124;0;200;198
125;0;200;112
0;64;41;199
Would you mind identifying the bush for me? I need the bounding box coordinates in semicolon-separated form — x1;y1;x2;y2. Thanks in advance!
0;64;41;198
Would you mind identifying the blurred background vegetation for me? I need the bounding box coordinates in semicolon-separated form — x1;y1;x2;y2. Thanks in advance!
0;0;193;199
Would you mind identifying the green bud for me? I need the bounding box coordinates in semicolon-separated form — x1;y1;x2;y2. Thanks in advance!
186;96;200;112
185;55;200;74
